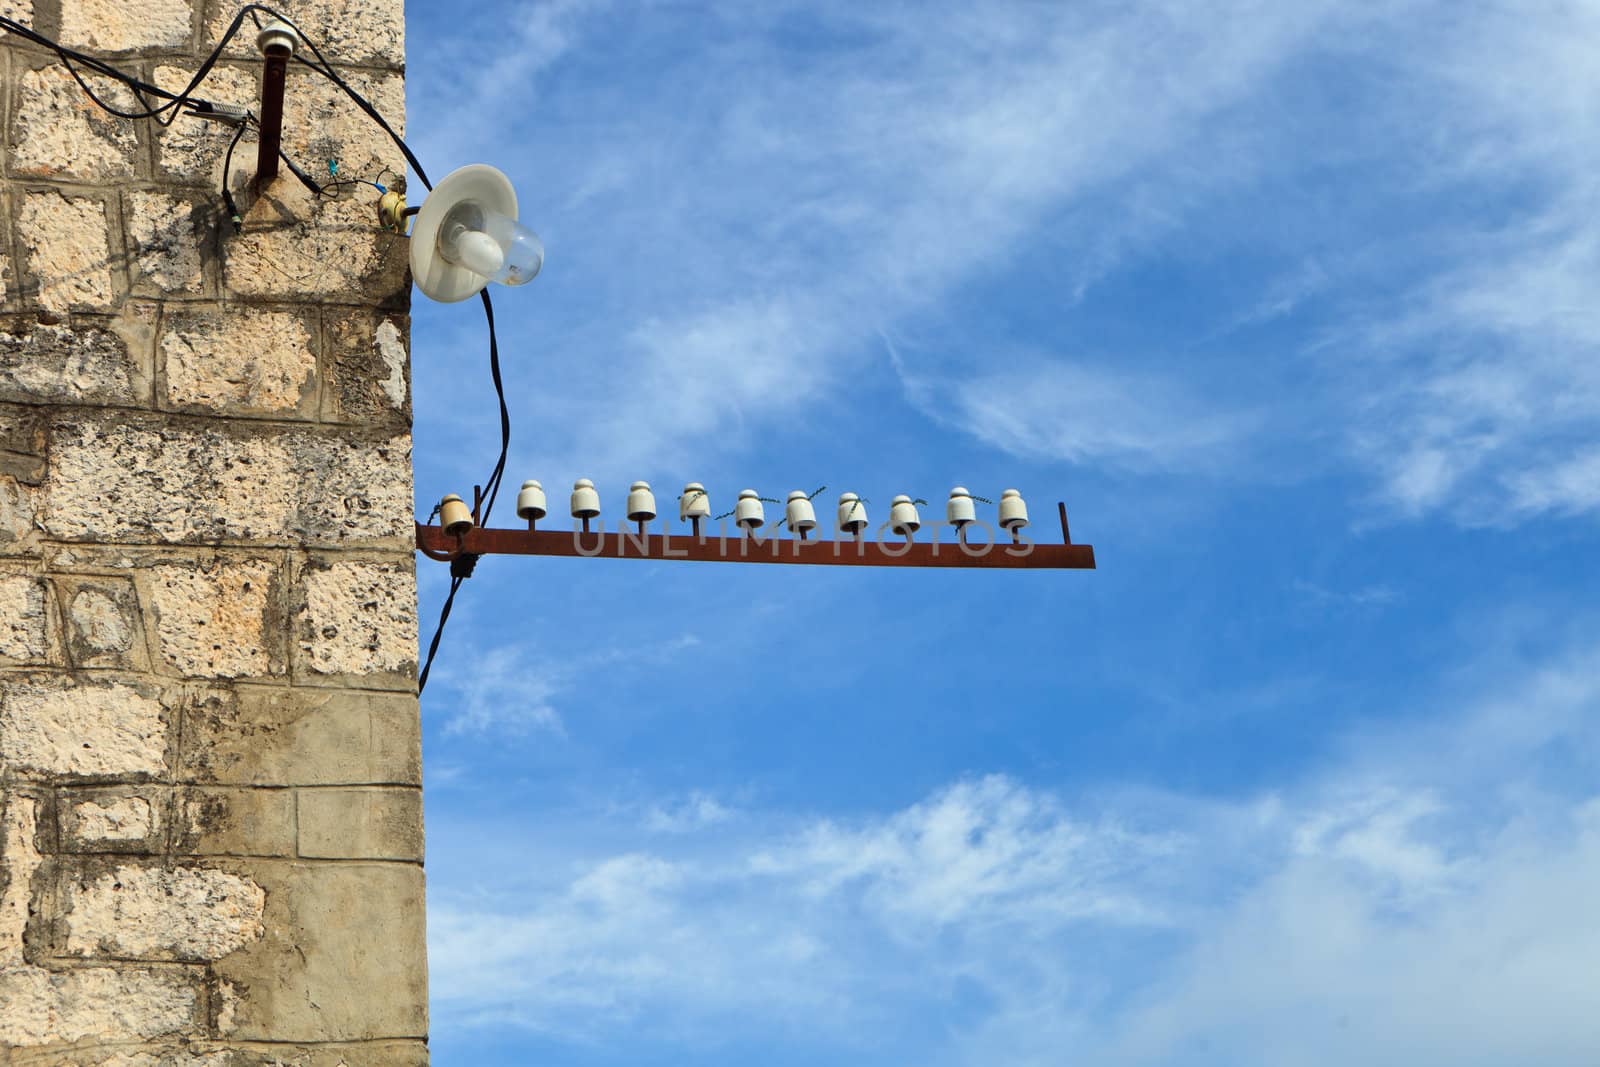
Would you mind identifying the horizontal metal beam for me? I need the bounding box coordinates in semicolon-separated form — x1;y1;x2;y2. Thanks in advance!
416;523;1095;570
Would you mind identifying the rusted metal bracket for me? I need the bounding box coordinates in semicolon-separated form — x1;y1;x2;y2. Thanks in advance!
253;24;293;193
415;501;1095;570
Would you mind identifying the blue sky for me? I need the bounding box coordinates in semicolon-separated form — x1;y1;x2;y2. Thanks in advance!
399;2;1600;1064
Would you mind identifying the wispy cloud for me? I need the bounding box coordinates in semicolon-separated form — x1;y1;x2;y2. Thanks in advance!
893;344;1256;472
431;632;701;737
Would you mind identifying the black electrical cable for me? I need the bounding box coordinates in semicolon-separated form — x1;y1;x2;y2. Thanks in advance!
415;289;509;696
220;120;248;230
0;9;266;125
416;577;463;694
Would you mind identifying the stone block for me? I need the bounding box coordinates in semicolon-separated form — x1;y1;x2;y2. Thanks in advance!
15;192;119;314
280;69;406;192
0;474;41;557
126;191;213;297
25;1041;432;1067
52;574;149;671
223;180;409;305
159;306;317;417
12;1050;237;1067
175;787;296;857
8;65;140;182
179;687;421;787
0;675;171;779
211;861;426;1041
1;792;43;967
58;862;266;962
321;310;410;428
151;65;256;184
0;406;46;558
0;314;145;408
0;404;47;484
225;1041;430;1067
0;964;202;1047
42;413;414;546
58;787;164;853
60;0;194;52
204;0;405;69
0;568;51;665
293;557;417;685
297;787;422;862
146;556;283;679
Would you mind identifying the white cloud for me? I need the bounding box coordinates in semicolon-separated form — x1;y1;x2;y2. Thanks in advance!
433;644;565;737
1315;4;1600;522
643;791;735;834
896;350;1256;472
431;632;700;737
429;636;1600;1064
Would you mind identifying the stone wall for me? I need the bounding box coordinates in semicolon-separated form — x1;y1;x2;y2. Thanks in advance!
0;1;426;1063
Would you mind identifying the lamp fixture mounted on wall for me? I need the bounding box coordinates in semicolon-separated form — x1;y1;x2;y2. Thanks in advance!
408;164;545;302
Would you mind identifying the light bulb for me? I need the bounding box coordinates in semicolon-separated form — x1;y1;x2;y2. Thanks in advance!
436;198;544;287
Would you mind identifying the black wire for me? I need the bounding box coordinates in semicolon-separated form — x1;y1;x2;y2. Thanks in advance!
477;289;512;525
416;292;510;696
220;120;248;229
416;577;463;694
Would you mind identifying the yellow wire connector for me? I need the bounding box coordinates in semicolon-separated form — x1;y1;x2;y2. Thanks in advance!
378;189;408;234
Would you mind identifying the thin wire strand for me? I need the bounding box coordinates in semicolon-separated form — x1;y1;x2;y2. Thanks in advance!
416;576;464;694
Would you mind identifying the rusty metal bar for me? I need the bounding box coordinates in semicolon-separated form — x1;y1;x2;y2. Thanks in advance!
416;520;1095;570
253;42;290;192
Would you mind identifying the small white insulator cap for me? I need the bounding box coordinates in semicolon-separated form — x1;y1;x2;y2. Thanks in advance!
439;493;473;536
998;488;1029;530
627;480;657;522
571;478;600;519
734;489;766;530
680;483;712;520
837;492;869;534
890;494;921;535
947;486;976;527
516;479;547;520
786;490;817;533
256;20;296;55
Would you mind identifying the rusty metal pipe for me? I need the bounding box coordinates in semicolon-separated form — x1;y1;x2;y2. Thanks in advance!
253;24;295;194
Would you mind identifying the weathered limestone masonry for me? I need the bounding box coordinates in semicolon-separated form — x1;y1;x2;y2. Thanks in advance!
0;1;428;1064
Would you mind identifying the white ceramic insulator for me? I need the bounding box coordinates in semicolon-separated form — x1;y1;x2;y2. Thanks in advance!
440;494;473;535
681;483;711;520
627;480;657;522
837;492;868;533
998;488;1029;530
516;479;547;520
735;489;765;530
947;486;976;527
890;494;921;534
786;491;817;532
571;478;601;519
